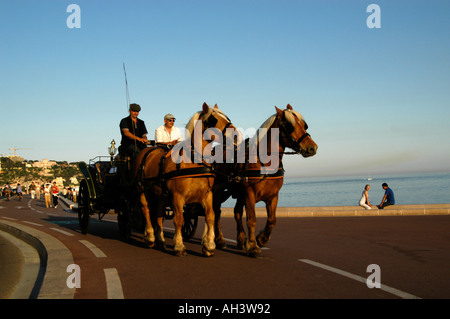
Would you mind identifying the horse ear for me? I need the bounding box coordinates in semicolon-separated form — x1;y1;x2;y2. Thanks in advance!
202;102;209;113
214;104;218;109
286;104;293;110
275;106;283;116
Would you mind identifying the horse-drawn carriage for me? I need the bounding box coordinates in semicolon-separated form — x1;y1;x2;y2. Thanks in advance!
77;103;317;257
77;146;202;241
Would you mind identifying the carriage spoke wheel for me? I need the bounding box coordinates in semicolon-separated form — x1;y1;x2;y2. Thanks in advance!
78;179;91;234
182;204;199;240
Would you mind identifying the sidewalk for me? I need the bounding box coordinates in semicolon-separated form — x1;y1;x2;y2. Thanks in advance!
0;197;75;299
59;195;450;217
219;203;450;217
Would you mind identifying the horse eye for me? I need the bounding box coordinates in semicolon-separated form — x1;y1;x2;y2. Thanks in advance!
304;122;308;130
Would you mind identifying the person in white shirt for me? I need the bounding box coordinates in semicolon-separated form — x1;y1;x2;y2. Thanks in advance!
359;184;373;210
155;113;182;149
44;181;52;208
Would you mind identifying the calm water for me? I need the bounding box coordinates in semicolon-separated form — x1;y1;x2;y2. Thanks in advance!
222;172;450;207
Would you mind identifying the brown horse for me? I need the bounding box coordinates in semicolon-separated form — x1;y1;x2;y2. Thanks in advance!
213;104;318;257
133;102;238;257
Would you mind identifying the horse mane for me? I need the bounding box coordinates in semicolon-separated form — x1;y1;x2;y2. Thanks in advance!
185;111;202;138
185;107;231;138
284;109;304;126
248;114;276;146
250;108;305;145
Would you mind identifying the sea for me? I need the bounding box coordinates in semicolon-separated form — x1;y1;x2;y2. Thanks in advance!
221;171;450;208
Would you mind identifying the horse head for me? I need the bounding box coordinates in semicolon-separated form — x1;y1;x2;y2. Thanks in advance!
275;104;317;157
186;102;242;149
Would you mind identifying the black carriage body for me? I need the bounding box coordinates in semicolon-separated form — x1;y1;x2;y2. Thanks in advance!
77;154;208;240
77;156;145;238
78;157;122;213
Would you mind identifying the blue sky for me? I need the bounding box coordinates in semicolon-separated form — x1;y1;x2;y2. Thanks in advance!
1;0;449;178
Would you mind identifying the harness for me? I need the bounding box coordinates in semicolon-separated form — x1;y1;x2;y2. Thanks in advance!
244;166;285;179
136;145;215;195
278;110;310;153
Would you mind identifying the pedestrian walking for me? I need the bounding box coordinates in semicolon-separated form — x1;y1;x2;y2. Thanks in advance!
35;182;41;199
52;182;59;208
16;183;23;201
44;180;52;208
72;188;77;203
30;182;36;199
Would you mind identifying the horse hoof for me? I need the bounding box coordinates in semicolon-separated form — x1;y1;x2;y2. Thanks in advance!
156;241;166;251
144;239;155;248
246;246;262;258
202;247;215;257
256;233;270;247
215;239;227;250
174;249;187;257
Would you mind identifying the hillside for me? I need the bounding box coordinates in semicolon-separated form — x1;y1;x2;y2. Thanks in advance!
0;157;83;187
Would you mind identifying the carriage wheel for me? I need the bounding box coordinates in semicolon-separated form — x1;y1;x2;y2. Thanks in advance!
182;204;200;240
78;179;91;234
117;199;131;241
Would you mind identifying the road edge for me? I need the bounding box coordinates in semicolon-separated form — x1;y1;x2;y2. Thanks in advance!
0;220;75;299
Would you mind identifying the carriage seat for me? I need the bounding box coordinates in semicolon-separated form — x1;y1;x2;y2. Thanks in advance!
93;161;112;186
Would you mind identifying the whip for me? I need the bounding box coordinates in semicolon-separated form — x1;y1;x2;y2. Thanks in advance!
122;63;137;151
123;62;131;113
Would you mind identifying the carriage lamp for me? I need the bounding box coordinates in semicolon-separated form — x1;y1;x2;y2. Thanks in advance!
108;139;116;163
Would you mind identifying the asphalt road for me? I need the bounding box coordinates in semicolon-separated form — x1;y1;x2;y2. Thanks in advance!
1;195;450;302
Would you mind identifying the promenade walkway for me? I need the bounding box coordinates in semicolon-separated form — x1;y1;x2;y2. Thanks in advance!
59;196;450;217
220;203;450;217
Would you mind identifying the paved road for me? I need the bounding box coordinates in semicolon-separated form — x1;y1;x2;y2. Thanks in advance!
0;230;24;298
1;195;450;303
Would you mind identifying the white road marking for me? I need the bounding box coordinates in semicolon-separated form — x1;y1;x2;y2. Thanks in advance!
79;240;107;258
50;227;75;236
104;268;124;299
298;259;421;299
22;221;43;227
1;216;17;221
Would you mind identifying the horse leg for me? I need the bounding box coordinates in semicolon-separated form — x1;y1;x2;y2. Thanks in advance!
172;195;187;256
213;192;227;249
244;193;261;258
257;196;278;247
140;193;155;248
201;192;216;257
154;195;167;250
234;196;246;250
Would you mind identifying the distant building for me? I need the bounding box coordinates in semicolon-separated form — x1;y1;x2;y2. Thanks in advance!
32;159;57;168
6;155;24;162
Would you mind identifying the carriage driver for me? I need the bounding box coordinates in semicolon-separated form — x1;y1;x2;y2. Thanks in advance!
119;103;150;159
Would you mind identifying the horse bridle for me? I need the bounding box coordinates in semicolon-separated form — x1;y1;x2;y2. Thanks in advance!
278;110;310;153
201;111;234;138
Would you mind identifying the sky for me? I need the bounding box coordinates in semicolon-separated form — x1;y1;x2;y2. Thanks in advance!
1;0;449;178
